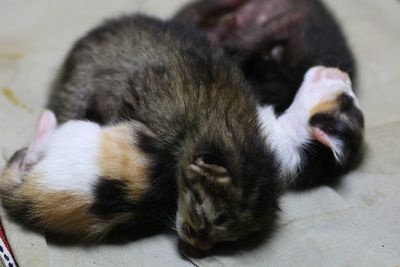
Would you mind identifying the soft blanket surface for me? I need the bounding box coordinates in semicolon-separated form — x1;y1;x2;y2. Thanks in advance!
0;0;399;266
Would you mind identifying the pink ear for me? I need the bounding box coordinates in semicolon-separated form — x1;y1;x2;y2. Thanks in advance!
311;127;331;148
23;110;57;170
311;127;343;163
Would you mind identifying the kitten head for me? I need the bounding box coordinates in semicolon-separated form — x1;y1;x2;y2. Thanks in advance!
309;92;364;166
176;133;280;251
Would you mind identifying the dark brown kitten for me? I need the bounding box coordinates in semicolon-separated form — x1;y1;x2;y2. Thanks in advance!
47;14;281;250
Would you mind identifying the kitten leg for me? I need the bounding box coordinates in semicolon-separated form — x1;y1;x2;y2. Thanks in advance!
258;66;364;187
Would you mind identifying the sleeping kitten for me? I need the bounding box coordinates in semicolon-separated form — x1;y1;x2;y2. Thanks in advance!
174;0;364;188
174;0;356;111
46;14;281;250
1;65;362;250
19;7;362;250
0;110;172;240
258;66;363;187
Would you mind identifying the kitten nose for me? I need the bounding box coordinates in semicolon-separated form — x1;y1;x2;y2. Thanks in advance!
193;231;214;251
194;236;215;251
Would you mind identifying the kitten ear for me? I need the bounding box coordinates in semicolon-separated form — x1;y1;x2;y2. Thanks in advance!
23;110;57;170
311;127;344;163
189;153;231;185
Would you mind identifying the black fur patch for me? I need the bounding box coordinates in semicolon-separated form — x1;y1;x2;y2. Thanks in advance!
297;112;364;188
90;178;134;219
3;198;35;224
92;129;178;228
135;130;178;210
294;141;342;188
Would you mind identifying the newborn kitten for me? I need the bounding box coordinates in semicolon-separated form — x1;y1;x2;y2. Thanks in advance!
0;111;177;239
1;66;361;247
258;66;363;187
47;15;281;250
175;0;363;188
174;0;356;112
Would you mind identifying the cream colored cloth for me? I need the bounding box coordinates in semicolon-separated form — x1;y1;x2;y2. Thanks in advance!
1;0;399;266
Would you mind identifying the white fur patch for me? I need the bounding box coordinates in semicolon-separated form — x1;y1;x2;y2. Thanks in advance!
257;105;310;179
33;120;102;193
257;66;355;182
299;66;354;112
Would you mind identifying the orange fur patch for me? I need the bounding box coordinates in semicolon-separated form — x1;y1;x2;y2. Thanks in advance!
1;160;130;240
0;123;151;240
98;124;150;201
309;97;339;117
20;179;129;239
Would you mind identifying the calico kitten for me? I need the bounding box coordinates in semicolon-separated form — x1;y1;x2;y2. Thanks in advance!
0;110;172;240
46;15;281;250
174;0;364;188
257;66;363;187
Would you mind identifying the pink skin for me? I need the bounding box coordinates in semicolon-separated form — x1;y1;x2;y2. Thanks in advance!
305;67;351;150
323;68;349;82
176;0;249;25
199;0;303;50
227;0;289;28
311;127;332;149
22;110;57;172
310;66;349;83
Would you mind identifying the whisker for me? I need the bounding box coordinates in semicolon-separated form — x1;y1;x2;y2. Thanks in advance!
180;250;200;267
160;218;177;232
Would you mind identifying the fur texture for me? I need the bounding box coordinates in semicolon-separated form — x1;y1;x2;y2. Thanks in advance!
0;112;160;240
258;66;363;186
174;0;364;188
46;15;281;249
174;0;356;111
